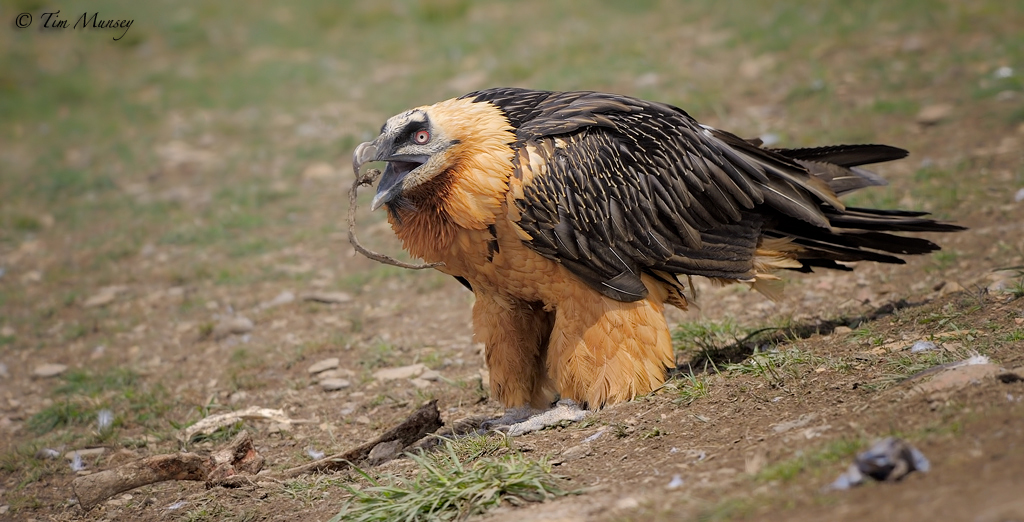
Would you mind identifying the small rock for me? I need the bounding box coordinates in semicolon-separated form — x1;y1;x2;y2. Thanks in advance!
367;440;403;466
34;363;68;378
0;362;8;379
21;270;42;284
260;291;294;309
373;363;426;381
916;103;954;125
910;358;1001;396
409;378;431;389
0;326;13;337
938;281;966;297
212;317;253;340
65;447;107;460
355;415;371;425
301;291;353;304
83;286;128;308
320;378;351;391
316;368;354;382
1015;188;1024;203
832;325;853;336
560;443;592;461
307;358;340;375
419;369;442;381
302;162;337;181
910;341;938;353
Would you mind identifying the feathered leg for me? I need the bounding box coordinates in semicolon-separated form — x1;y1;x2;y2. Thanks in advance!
472;292;556;409
547;277;675;408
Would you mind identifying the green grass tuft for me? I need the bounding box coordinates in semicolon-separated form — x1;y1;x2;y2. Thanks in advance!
331;441;573;522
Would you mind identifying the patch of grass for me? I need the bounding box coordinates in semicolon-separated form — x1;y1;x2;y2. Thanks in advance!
332;441;573;522
930;249;961;271
283;475;348;506
26;368;170;438
673;317;747;356
756;437;863;483
359;341;400;370
669;371;711;405
723;348;821;386
695;496;758;522
1003;330;1024;342
436;434;513;463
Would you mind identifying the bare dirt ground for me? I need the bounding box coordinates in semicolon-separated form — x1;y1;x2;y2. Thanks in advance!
2;2;1023;521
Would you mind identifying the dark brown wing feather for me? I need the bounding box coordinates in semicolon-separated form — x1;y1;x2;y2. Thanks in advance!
461;88;964;302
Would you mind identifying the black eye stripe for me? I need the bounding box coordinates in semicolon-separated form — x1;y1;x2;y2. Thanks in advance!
400;123;430;144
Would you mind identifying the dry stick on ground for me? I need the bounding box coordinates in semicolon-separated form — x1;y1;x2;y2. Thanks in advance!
347;166;443;270
71;401;444;510
269;399;444;479
72;430;264;511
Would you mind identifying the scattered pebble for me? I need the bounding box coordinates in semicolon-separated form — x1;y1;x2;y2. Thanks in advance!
831;325;853;336
937;281;966;297
583;428;607;443
916;103;954;125
829;437;929;490
910;341;938;353
33;363;68;378
83;286;128;308
260;291;295;309
0;326;12;337
666;474;685;489
0;362;8;379
1015;188;1024;203
409;378;431;389
212;316;254;340
559;443;592;461
373;363;426;381
307;358;339;375
320;378;351;391
995;66;1014;79
301;291;353;304
419;369;442;381
909;356;1000;396
367;440;403;466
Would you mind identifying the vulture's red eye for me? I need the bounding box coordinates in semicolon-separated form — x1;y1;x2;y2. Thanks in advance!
413;130;430;144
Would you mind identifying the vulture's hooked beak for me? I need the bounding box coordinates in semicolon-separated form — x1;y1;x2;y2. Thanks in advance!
352;139;429;211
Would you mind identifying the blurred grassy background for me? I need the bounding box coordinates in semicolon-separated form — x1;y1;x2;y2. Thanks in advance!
0;0;1021;331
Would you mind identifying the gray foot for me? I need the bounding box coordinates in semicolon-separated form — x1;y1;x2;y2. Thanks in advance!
481;400;589;436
